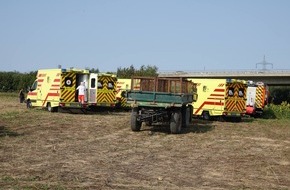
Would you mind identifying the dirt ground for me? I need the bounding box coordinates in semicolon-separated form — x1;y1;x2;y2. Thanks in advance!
0;94;289;189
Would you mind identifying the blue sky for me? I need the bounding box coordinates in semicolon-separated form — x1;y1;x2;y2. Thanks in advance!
0;0;289;73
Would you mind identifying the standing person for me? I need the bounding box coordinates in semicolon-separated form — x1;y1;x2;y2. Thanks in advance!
76;82;86;104
19;89;25;103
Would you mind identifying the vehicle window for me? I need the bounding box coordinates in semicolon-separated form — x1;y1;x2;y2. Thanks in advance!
98;81;103;89
30;81;38;91
91;78;96;88
108;82;114;89
228;87;234;96
238;88;244;97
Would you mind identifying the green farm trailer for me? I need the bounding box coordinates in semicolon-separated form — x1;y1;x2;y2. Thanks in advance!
126;77;197;134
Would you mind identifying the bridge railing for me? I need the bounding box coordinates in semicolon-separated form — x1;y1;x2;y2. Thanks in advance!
158;69;290;76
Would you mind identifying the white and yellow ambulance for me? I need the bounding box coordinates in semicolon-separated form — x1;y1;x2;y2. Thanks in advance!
27;68;117;112
188;78;247;121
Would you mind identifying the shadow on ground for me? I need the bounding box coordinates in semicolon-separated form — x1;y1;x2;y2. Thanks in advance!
0;126;22;137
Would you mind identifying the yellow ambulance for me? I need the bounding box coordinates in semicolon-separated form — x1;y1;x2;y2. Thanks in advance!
246;81;269;117
115;78;131;108
26;68;117;112
188;78;247;121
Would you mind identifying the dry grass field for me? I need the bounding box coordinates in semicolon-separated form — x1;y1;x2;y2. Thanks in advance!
0;93;289;189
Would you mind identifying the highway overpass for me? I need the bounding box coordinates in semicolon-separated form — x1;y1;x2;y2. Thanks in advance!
158;69;290;86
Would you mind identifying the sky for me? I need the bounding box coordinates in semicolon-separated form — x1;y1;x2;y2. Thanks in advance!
0;0;290;73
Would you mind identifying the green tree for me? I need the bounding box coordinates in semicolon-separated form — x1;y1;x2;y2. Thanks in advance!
270;87;290;104
117;65;158;78
89;68;100;73
0;71;36;92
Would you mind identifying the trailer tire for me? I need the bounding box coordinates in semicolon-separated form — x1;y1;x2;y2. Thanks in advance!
131;108;141;131
188;105;193;123
170;111;182;134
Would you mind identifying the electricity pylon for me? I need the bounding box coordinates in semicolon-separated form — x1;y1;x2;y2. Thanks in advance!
256;55;273;70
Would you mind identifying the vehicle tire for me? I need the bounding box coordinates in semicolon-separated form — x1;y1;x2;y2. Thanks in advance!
202;111;210;120
188;105;193;123
131;108;141;131
170;111;182;134
181;106;187;128
47;103;58;112
26;99;32;109
182;106;191;128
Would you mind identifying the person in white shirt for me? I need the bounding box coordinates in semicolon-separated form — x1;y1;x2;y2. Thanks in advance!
76;82;86;104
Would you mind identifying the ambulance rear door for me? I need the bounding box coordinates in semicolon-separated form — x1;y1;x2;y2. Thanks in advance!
247;86;256;107
88;73;98;103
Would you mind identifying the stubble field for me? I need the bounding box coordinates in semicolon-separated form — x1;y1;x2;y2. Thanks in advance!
0;93;289;189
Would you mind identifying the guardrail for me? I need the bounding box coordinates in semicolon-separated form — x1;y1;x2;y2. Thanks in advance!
158;69;290;77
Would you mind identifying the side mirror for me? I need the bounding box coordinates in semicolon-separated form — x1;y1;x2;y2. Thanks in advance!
28;86;33;92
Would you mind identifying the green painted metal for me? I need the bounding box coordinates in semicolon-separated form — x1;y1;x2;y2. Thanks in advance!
127;90;193;108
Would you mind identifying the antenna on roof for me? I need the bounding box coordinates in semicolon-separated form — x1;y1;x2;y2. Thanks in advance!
256;55;273;70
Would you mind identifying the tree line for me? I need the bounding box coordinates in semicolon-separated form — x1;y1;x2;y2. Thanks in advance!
0;65;158;93
0;65;289;105
0;71;36;92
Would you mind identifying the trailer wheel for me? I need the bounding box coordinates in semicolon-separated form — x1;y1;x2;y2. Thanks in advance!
188;105;193;123
131;108;141;131
170;111;182;134
182;106;192;128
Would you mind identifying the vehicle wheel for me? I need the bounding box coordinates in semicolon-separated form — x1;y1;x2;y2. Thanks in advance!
26;99;32;109
47;103;58;112
131;108;141;131
170;111;182;134
202;111;210;120
182;106;191;128
181;106;187;128
188;105;193;123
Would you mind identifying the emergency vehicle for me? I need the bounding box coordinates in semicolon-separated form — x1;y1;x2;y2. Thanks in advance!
246;81;269;117
115;78;131;108
188;78;247;121
27;68;117;112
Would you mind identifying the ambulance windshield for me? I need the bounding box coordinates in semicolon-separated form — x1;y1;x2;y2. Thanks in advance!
30;81;38;91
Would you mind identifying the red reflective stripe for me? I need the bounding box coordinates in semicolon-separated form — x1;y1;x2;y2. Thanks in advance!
41;93;60;107
28;92;37;96
210;94;224;97
214;89;224;92
194;101;224;115
38;74;46;77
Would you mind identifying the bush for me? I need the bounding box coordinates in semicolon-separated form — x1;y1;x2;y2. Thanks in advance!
263;102;290;119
